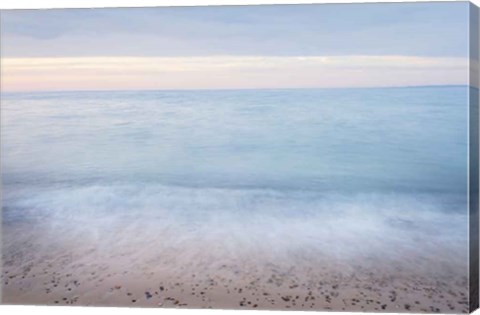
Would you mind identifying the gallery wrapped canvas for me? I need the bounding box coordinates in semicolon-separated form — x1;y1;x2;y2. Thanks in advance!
0;1;479;313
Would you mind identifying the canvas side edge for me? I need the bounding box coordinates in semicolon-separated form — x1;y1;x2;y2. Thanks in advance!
0;8;4;306
469;2;480;313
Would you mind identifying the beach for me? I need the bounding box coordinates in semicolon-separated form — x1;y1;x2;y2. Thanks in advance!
1;221;469;312
1;185;469;312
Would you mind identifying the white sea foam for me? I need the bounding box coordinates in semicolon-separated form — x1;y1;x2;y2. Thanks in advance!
3;183;468;277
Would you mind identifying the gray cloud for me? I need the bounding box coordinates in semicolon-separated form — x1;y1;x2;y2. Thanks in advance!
0;2;470;58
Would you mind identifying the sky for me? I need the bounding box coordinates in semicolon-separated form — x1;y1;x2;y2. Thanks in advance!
0;2;472;91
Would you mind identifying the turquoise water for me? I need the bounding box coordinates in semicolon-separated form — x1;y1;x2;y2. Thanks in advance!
1;86;469;263
1;87;468;192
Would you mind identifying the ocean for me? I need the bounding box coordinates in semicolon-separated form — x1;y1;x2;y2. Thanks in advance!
0;86;470;310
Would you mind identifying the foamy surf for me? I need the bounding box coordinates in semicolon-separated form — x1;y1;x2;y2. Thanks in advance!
3;182;467;266
2;183;469;311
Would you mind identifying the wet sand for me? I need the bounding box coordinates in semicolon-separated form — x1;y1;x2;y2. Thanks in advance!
1;223;469;313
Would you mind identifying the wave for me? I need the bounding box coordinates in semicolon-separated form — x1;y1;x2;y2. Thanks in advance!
3;183;468;272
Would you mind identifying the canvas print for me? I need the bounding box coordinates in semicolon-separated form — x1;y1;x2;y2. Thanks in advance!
1;1;479;313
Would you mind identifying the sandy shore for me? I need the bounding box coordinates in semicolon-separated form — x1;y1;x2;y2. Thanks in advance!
1;223;469;313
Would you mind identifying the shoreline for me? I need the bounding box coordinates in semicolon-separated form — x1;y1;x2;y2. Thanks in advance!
2;225;469;313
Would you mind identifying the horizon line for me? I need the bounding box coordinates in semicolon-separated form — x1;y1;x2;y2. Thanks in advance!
0;84;473;95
